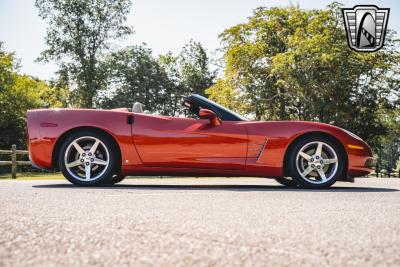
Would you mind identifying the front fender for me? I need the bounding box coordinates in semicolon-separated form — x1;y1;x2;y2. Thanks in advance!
242;121;373;178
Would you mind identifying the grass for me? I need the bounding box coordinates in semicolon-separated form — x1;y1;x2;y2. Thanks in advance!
0;172;64;180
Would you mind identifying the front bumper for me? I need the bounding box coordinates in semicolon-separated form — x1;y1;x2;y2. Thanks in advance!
346;141;375;177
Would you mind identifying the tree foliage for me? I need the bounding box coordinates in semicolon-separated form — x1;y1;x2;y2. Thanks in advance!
0;43;69;149
99;41;215;116
206;3;400;149
98;45;175;114
376;109;400;173
35;0;133;108
178;40;215;96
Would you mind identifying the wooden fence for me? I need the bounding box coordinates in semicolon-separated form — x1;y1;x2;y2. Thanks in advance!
0;145;31;178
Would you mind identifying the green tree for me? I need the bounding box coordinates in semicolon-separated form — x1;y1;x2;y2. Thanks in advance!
98;45;176;115
158;52;185;115
158;40;215;115
35;0;133;108
0;42;69;149
178;40;215;96
100;41;215;116
376;109;400;175
206;3;400;149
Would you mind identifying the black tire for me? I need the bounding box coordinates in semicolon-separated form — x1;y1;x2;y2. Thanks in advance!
58;131;117;186
287;136;345;189
274;177;298;187
107;174;127;185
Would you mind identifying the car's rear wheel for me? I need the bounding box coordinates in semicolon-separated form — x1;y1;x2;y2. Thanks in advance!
59;131;117;186
287;136;344;189
274;177;298;187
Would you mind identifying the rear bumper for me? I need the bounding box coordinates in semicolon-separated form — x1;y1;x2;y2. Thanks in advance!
29;154;46;170
27;110;54;169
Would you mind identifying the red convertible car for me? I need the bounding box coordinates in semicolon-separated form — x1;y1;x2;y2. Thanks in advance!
26;94;374;188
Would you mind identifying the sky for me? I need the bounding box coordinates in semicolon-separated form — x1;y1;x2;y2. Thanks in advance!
0;0;399;81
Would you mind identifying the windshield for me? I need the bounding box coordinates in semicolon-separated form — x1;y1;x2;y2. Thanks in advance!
191;94;249;121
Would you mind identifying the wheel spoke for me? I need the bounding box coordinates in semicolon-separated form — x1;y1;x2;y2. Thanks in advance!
301;166;313;177
93;158;108;165
299;152;312;161
317;169;327;181
89;139;100;155
85;164;91;180
296;140;339;185
65;136;110;182
72;141;84;155
66;160;82;168
324;158;337;164
315;142;323;157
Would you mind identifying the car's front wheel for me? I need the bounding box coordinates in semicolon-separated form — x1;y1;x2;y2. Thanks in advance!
287;136;345;189
59;131;117;186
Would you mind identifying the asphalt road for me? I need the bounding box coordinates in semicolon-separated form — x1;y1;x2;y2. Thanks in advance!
1;178;400;267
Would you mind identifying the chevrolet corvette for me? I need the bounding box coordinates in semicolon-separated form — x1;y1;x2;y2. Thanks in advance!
26;94;374;188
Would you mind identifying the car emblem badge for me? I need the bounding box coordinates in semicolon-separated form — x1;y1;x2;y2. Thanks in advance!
342;5;390;52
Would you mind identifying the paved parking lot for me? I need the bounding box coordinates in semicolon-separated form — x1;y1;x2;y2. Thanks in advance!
1;178;400;266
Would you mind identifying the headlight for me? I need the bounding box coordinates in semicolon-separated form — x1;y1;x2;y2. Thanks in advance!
342;129;363;140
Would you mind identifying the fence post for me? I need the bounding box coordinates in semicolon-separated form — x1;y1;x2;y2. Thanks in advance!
11;144;16;179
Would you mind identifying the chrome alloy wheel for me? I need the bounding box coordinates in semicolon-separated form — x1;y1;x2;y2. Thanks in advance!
295;141;338;184
64;136;110;182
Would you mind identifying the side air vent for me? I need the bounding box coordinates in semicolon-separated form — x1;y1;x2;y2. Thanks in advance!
247;139;268;158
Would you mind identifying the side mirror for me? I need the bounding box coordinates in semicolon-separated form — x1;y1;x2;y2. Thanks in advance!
199;109;221;126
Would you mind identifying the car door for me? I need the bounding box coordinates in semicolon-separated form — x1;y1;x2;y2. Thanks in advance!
132;114;248;170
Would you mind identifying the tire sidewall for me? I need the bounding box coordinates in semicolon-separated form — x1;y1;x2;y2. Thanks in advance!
288;136;345;189
106;175;127;185
58;131;116;186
